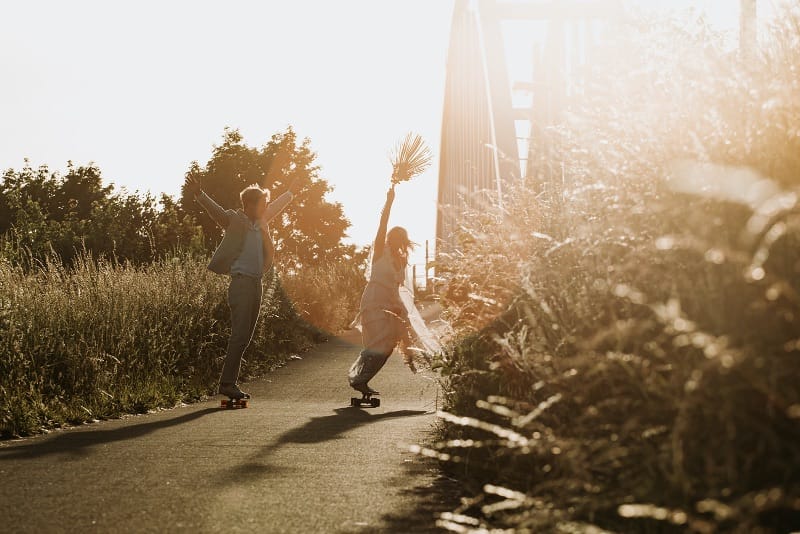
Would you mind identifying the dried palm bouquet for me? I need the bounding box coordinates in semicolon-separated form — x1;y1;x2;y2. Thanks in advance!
390;133;432;185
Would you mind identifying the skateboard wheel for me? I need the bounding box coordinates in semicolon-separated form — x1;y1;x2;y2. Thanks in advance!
350;398;359;407
240;400;248;408
371;398;380;408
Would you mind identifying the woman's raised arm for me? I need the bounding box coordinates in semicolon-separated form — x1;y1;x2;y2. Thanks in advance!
372;186;395;262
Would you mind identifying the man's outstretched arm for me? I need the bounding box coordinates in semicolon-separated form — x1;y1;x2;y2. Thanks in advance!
185;176;230;228
261;178;302;224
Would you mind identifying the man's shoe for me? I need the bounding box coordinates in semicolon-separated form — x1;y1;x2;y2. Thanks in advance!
219;382;251;400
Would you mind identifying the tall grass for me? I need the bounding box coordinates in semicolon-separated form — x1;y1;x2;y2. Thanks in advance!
0;252;326;438
278;259;366;334
429;5;800;533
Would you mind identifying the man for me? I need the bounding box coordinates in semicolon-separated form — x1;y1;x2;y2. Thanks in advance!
184;175;301;400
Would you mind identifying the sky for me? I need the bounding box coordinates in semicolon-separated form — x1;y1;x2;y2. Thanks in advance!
0;0;455;267
0;0;782;269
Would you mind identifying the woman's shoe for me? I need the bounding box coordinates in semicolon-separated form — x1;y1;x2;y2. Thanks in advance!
352;383;379;396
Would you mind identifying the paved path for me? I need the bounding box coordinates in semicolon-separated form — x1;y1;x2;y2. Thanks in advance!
0;329;453;533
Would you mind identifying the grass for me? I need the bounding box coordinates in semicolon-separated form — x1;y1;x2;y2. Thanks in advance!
0;252;339;438
278;259;366;335
428;5;800;533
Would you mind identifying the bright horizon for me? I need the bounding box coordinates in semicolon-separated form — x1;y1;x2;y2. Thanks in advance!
0;0;778;267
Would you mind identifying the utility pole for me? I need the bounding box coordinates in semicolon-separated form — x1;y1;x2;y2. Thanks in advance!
425;239;429;288
425;239;429;282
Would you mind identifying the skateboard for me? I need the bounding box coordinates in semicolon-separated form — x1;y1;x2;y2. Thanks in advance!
221;398;248;409
350;392;380;408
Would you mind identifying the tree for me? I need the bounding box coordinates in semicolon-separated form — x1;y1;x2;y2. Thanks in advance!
0;162;204;265
180;127;353;267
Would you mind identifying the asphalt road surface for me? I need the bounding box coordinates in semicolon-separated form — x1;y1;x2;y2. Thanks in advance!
0;329;456;533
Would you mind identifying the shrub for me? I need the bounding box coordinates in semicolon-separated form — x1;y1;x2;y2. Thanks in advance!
430;5;800;532
278;258;366;335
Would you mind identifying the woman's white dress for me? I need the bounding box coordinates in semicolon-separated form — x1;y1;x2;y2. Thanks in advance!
348;252;440;388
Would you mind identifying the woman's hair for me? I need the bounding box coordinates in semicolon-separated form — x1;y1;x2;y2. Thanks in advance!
240;184;270;209
385;226;414;269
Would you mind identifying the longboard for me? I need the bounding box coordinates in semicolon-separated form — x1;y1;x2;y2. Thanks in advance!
221;398;248;409
350;393;380;408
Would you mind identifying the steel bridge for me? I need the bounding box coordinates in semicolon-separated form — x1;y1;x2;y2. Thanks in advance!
435;0;758;258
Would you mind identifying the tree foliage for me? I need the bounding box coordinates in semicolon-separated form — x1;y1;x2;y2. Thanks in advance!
0;161;203;265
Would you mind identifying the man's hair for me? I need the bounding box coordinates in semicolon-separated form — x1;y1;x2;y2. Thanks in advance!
240;184;270;208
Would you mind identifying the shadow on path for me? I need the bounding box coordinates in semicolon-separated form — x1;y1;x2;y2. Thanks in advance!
217;408;429;486
378;469;462;533
376;428;463;534
275;407;429;446
0;408;218;460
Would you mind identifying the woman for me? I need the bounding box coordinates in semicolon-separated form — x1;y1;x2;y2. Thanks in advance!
348;185;440;396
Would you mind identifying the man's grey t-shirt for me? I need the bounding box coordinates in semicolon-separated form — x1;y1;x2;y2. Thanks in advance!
230;221;265;278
